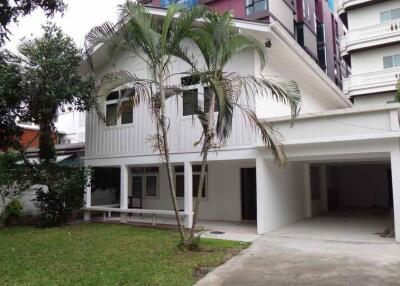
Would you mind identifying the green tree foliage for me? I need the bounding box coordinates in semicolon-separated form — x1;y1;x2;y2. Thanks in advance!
0;50;27;150
33;165;91;227
2;198;23;225
0;0;65;45
19;23;95;162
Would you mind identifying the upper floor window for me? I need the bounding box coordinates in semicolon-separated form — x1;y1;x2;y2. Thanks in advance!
380;8;400;23
246;0;268;15
105;89;134;126
383;54;400;69
181;76;219;116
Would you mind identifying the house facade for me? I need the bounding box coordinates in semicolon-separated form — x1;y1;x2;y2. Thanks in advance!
82;6;400;242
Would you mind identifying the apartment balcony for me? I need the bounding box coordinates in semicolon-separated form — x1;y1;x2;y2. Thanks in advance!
343;67;400;97
337;0;377;17
340;19;400;56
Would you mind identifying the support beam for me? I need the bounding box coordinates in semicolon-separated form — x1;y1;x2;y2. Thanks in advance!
319;165;328;213
84;174;92;222
390;143;400;243
184;161;193;228
304;162;312;218
120;164;129;223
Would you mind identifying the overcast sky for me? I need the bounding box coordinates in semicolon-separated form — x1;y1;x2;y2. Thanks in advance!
5;0;127;53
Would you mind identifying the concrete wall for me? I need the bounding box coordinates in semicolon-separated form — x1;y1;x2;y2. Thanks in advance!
351;45;400;75
257;158;306;233
55;108;86;144
328;163;391;208
353;92;396;106
270;0;295;34
347;0;400;30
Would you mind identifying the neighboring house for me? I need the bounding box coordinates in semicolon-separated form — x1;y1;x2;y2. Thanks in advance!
139;0;350;89
338;0;400;105
55;108;86;144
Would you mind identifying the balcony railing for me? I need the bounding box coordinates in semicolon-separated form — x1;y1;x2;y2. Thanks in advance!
340;19;400;55
160;0;199;7
337;0;375;15
343;67;400;97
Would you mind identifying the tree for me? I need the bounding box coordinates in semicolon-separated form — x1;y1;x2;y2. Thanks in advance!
19;23;95;163
0;0;65;46
185;11;301;241
0;50;26;150
86;1;207;245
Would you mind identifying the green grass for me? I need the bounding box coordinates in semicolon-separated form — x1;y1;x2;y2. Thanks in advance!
0;223;248;286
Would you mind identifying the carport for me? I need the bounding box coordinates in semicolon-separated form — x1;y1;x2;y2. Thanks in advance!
257;103;400;242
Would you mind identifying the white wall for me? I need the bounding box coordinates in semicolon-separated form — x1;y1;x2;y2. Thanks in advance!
353;92;396;106
257;158;306;233
269;0;295;34
56;108;86;144
347;0;400;30
351;45;400;75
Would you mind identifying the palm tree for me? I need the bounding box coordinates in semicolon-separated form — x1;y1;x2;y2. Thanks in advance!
185;11;302;241
85;1;207;245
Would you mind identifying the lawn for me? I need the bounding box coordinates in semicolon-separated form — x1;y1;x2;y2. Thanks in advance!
0;223;248;286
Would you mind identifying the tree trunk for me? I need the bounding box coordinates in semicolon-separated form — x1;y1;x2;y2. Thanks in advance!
159;83;187;244
38;118;56;163
189;89;217;240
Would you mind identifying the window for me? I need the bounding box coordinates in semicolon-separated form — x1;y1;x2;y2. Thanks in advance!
380;8;400;22
383;54;400;69
245;0;268;15
183;89;199;116
105;89;134;126
131;167;159;198
175;165;207;198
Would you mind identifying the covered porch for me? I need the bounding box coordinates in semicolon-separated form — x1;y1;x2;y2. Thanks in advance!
83;156;259;239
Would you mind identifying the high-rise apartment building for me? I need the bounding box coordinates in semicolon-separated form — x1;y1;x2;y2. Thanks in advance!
338;0;400;106
139;0;349;88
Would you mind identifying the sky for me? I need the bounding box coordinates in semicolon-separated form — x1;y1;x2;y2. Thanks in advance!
5;0;127;53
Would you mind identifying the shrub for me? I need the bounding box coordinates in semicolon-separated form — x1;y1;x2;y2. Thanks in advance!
2;198;23;225
33;165;91;227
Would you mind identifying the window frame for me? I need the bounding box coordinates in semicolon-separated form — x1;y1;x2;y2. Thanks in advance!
380;8;400;23
174;165;208;199
105;89;134;127
245;0;268;16
131;167;160;199
383;54;400;69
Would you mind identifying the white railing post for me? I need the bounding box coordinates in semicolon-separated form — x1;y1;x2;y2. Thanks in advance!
84;172;92;222
120;164;129;223
184;161;193;228
390;143;400;243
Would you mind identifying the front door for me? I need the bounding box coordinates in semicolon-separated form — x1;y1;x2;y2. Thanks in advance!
241;168;257;220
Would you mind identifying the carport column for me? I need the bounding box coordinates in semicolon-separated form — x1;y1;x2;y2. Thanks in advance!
184;161;193;228
390;145;400;243
319;166;328;212
304;163;312;218
256;157;266;234
84;172;92;221
120;164;129;223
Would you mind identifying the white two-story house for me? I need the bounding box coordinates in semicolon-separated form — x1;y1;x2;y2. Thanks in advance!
83;7;400;243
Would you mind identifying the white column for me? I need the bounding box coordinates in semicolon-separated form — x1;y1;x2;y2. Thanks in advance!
304;162;312;218
256;157;266;235
120;164;129;223
184;161;193;228
84;173;92;222
390;144;400;243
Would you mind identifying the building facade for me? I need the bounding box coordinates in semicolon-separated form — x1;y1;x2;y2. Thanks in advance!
338;0;400;105
139;0;349;88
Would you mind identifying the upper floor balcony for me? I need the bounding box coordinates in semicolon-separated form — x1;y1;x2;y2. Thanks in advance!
337;0;377;17
340;19;400;56
343;67;400;97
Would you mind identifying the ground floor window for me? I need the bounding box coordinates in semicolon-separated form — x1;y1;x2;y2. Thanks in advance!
174;165;207;198
131;167;159;198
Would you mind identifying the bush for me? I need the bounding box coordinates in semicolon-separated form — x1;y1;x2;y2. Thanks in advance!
2;198;23;225
33;165;91;227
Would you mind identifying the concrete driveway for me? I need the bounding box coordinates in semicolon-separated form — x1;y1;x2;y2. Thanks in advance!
196;231;400;286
